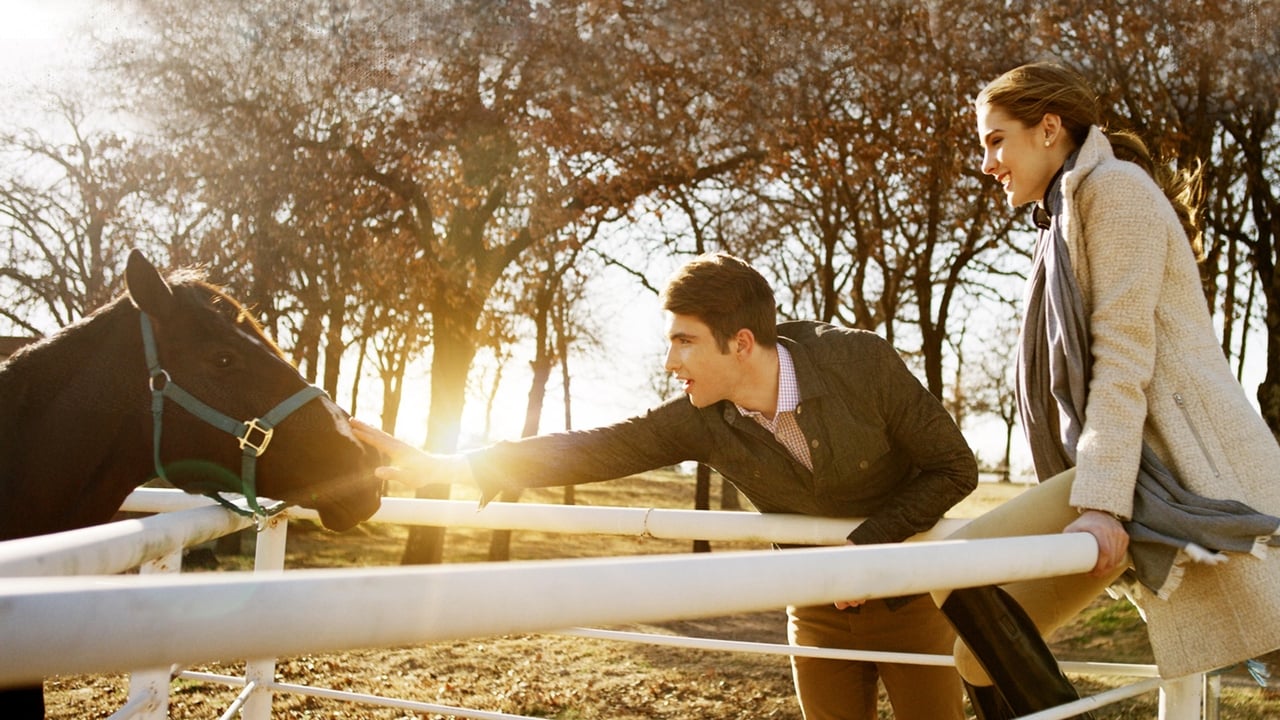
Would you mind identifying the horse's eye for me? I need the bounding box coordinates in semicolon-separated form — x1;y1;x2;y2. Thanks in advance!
213;352;236;369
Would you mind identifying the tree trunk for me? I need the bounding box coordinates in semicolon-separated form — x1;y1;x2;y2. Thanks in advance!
561;329;576;506
294;309;323;384
488;334;552;561
401;312;479;565
720;480;742;511
1251;181;1280;436
490;290;555;560
693;463;711;553
1002;420;1014;483
349;335;367;414
322;299;346;398
380;353;406;435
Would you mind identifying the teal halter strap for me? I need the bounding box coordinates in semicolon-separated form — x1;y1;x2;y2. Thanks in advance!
140;312;326;526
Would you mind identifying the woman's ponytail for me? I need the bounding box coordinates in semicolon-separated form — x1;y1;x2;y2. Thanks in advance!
1105;128;1204;260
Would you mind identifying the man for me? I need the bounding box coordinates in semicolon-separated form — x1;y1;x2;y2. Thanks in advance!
356;252;977;720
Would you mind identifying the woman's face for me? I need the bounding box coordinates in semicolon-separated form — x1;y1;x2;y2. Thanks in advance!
976;103;1065;208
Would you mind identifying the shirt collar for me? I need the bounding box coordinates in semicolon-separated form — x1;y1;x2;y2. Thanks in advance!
734;344;799;418
776;344;800;413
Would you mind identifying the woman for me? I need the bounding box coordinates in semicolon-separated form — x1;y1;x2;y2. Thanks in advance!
935;61;1280;719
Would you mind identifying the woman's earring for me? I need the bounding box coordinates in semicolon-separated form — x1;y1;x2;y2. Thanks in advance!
1044;140;1051;147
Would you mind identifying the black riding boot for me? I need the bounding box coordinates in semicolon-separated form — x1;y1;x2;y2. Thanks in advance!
0;685;46;719
941;585;1093;719
964;680;1015;720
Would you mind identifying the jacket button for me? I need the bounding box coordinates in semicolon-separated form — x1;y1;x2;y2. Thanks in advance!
796;405;802;415
859;460;869;469
811;439;820;449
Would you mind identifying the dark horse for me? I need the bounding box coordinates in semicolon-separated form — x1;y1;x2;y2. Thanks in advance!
0;250;385;717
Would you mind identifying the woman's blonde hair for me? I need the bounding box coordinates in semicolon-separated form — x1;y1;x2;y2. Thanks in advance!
978;62;1203;258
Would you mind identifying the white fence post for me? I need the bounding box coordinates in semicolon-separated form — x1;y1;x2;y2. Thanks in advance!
1158;673;1204;720
126;548;183;720
241;517;289;720
1203;672;1221;720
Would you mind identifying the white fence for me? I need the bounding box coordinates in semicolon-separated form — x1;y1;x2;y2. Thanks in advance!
0;489;1211;719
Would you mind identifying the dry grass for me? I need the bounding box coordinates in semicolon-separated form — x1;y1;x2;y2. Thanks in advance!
40;472;1280;718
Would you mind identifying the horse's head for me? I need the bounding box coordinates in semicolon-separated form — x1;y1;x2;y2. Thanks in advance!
125;250;383;531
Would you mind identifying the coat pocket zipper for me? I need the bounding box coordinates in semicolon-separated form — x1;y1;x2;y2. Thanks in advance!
1174;392;1221;477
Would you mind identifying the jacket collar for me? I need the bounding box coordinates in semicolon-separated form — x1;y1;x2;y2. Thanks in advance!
720;323;832;425
1061;126;1113;207
777;323;832;403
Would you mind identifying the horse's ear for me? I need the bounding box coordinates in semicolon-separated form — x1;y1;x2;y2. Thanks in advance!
125;249;175;318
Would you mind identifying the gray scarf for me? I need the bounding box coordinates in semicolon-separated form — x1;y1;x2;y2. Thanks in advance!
1017;158;1280;600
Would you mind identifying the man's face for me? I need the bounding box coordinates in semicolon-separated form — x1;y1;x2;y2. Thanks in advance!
664;312;742;408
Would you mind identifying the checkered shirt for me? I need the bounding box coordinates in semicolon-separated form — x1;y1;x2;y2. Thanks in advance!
736;345;812;470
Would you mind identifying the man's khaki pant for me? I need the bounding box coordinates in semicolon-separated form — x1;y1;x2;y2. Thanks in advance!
931;468;1128;684
787;595;964;720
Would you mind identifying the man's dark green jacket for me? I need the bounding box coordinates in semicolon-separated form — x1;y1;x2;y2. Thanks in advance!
468;320;977;545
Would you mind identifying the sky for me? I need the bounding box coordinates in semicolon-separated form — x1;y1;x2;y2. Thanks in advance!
0;3;69;71
0;1;97;98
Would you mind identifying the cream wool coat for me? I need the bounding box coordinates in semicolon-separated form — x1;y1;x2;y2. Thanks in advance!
1058;127;1280;676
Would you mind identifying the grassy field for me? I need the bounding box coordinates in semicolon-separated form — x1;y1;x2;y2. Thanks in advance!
42;471;1280;718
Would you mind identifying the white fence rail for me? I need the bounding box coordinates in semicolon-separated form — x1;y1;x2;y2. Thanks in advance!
0;488;1208;720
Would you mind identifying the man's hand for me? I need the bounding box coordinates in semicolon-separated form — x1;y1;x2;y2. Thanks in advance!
350;419;473;488
1064;509;1129;577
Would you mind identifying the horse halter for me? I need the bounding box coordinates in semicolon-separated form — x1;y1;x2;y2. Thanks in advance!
140;312;326;528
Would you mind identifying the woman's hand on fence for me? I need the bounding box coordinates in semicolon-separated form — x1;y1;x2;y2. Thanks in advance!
350;419;473;489
1064;510;1129;577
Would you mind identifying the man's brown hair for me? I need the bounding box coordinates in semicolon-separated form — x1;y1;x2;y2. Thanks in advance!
660;252;777;351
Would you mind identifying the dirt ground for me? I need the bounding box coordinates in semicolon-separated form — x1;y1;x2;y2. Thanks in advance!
45;612;802;720
38;601;1280;719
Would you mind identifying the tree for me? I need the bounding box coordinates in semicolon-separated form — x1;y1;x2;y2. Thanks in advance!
959;308;1022;482
1044;0;1280;433
1216;28;1280;433
0;99;156;334
486;232;588;561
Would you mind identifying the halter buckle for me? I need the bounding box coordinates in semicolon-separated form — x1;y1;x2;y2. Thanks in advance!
149;369;171;393
237;418;274;457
